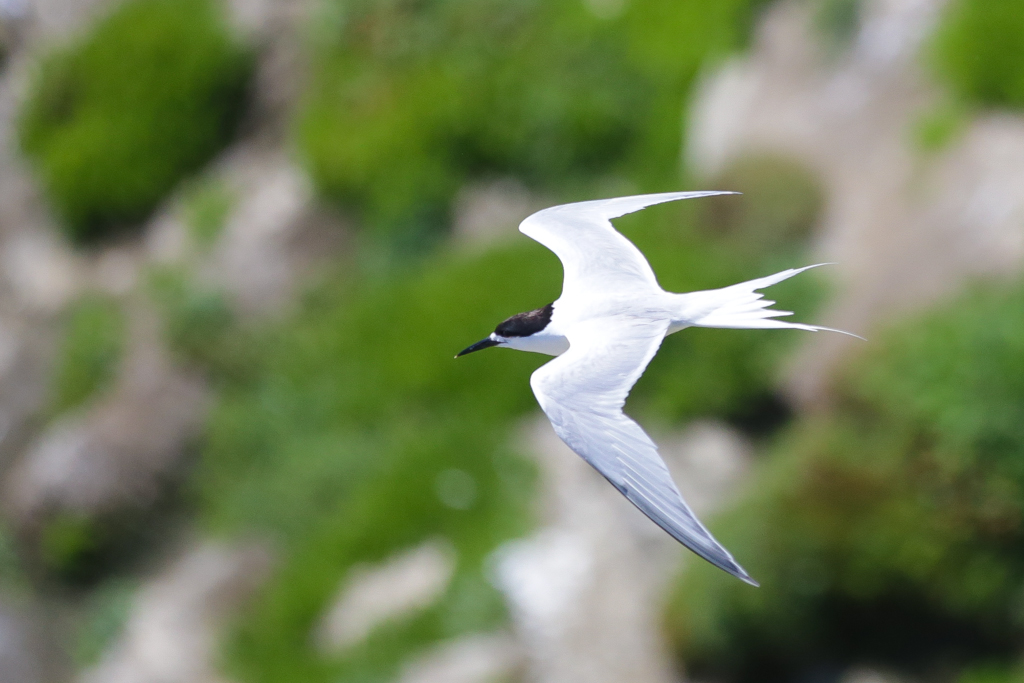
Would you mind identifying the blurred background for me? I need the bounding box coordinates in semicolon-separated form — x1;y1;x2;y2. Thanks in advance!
0;0;1022;682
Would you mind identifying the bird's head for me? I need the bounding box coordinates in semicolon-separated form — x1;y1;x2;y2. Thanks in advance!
456;303;565;357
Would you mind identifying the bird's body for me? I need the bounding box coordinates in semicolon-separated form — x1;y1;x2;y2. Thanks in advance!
457;191;859;586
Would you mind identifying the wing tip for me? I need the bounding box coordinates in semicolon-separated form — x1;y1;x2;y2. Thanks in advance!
807;325;867;341
711;556;760;587
736;569;760;588
521;190;743;230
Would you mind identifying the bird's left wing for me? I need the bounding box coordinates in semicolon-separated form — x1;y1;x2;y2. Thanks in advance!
519;191;737;301
529;317;757;585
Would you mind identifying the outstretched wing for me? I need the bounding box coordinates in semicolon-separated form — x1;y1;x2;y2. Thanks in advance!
519;191;737;301
529;317;757;585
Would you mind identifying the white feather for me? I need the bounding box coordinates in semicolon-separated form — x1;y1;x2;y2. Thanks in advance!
511;191;859;585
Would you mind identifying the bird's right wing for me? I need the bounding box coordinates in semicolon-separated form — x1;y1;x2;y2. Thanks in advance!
529;317;757;585
519;191;737;300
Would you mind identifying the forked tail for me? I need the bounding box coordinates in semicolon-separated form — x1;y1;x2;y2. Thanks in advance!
672;264;864;338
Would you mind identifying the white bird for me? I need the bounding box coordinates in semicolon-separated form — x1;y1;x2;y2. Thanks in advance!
456;191;860;585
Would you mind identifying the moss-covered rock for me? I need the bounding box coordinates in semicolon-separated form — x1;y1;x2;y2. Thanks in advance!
19;0;253;242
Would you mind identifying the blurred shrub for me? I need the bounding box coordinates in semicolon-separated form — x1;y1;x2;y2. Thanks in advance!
298;0;769;245
19;0;252;242
931;0;1024;110
48;295;125;416
668;278;1024;683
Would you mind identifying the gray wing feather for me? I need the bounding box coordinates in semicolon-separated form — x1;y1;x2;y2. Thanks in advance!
530;318;757;586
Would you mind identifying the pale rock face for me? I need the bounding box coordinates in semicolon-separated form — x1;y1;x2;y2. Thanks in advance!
146;144;347;319
206;152;315;316
396;632;522;683
660;421;753;517
840;666;908;683
453;178;547;249
77;541;273;683
1;229;81;313
316;540;457;653
0;601;49;683
16;0;117;40
686;0;1024;405
3;307;208;527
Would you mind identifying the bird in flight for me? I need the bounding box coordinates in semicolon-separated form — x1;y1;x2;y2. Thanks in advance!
456;192;860;585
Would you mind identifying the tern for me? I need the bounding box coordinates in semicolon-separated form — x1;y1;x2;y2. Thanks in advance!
456;191;859;586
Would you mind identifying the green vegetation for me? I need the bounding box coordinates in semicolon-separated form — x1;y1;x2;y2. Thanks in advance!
49;295;126;416
147;268;245;376
912;101;969;153
0;526;28;595
19;0;252;242
931;0;1024;111
298;0;769;247
184;178;235;248
39;513;104;579
814;0;862;50
74;578;137;665
668;278;1024;683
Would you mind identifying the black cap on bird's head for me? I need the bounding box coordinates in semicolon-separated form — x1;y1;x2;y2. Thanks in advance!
456;303;554;358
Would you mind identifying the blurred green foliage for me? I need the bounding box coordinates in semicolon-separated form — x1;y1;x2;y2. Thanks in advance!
0;526;29;594
48;295;126;416
814;0;861;50
298;0;769;246
19;0;252;242
183;178;235;248
669;278;1024;683
959;663;1024;683
147;268;248;378
912;101;969;153
931;0;1024;111
39;513;104;580
74;578;137;665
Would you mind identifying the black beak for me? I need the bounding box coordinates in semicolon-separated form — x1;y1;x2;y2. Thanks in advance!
456;337;500;358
